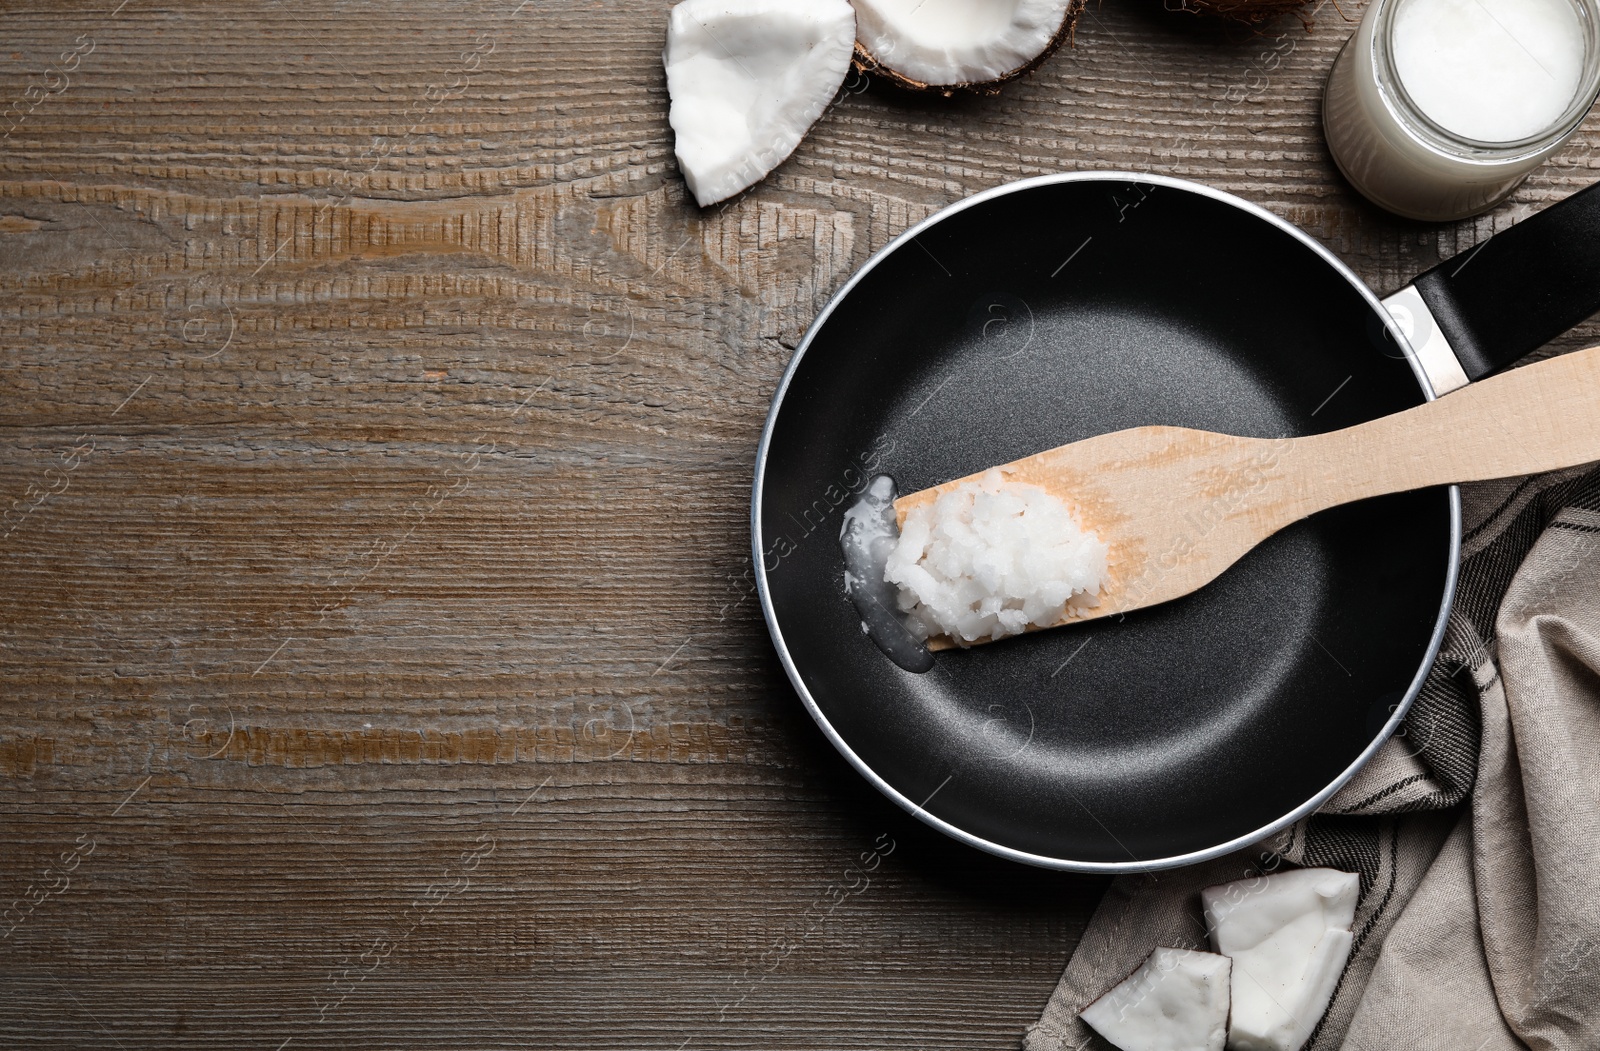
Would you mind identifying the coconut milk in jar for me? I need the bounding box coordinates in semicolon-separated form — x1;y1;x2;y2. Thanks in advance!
1324;0;1600;221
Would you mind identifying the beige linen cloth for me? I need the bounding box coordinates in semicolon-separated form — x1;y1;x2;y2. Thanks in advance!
1026;465;1600;1051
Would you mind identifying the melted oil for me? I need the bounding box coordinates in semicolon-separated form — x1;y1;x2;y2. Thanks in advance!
839;475;935;674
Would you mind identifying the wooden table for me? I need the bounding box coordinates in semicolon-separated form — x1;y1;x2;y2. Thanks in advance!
3;1;1597;1047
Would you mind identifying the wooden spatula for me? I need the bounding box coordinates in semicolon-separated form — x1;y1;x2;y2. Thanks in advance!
895;345;1600;650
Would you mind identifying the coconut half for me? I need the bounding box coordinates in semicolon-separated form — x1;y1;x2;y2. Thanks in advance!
664;0;856;207
1080;947;1232;1051
852;0;1085;93
1202;868;1360;1051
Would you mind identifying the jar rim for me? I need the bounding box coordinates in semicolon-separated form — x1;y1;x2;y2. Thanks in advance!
1373;0;1600;158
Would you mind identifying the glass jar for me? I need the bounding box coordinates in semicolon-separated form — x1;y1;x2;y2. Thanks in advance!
1323;0;1600;222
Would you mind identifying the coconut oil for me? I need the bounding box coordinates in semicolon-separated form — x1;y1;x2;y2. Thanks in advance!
1323;0;1600;221
839;475;934;673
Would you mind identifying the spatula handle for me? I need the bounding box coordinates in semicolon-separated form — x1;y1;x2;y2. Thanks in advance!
1304;345;1600;507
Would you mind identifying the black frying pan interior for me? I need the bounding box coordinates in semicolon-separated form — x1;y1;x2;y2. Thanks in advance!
757;178;1453;867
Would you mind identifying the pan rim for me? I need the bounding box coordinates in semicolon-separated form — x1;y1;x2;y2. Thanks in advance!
751;171;1463;873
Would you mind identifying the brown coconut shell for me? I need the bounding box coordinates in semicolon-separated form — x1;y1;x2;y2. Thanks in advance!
851;0;1088;97
1174;0;1319;27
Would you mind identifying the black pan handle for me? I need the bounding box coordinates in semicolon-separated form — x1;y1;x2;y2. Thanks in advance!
1411;180;1600;382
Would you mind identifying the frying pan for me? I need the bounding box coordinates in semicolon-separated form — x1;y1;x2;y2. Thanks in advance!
752;173;1600;872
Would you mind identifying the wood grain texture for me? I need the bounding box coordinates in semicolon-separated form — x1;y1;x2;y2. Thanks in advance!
2;0;1598;1047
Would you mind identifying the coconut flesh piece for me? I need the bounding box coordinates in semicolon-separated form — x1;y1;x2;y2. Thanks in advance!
1079;947;1232;1051
852;0;1082;91
1202;868;1360;1051
663;0;855;207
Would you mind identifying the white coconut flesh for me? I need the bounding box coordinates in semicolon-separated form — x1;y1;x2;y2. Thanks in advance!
1202;868;1360;1051
853;0;1077;88
663;0;855;207
1079;947;1232;1051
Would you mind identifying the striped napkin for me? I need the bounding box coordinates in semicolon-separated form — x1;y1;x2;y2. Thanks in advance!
1026;463;1600;1051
